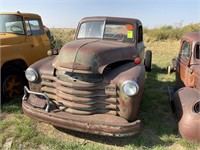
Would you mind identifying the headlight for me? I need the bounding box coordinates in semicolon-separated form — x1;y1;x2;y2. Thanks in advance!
122;80;139;96
25;68;39;82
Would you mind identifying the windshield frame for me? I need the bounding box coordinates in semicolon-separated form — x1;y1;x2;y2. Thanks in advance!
76;20;135;43
77;21;105;40
0;14;25;35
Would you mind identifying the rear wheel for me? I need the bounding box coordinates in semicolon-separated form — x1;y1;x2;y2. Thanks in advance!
145;50;152;72
1;68;27;103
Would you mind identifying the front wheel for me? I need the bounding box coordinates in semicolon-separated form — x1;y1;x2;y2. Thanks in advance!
1;68;27;103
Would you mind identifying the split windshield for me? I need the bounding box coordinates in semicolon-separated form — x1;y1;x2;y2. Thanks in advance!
0;14;25;35
77;21;134;43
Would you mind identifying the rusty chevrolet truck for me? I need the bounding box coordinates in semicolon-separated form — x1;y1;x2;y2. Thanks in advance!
22;16;152;136
171;32;200;142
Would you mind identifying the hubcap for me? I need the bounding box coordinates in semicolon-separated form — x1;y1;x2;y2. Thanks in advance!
3;75;24;99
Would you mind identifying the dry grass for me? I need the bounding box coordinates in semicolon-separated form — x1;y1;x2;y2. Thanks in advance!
1;29;200;149
50;28;75;49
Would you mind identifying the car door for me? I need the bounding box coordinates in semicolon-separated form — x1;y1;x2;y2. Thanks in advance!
177;40;192;86
25;18;50;65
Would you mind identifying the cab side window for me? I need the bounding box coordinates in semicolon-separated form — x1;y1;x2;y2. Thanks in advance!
196;44;200;59
181;41;191;59
25;19;43;35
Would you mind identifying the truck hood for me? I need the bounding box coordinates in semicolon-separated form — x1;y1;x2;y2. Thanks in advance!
53;39;138;74
0;33;25;45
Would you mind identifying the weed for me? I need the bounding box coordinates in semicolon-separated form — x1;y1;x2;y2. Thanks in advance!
145;23;200;42
1;28;200;149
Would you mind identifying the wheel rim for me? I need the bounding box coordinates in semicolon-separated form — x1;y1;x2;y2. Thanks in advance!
2;75;24;99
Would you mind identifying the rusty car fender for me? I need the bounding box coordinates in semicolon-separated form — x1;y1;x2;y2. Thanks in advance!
172;87;200;142
105;62;145;121
27;56;56;92
30;56;56;78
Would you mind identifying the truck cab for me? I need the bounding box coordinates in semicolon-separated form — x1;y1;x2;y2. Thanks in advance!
172;32;200;142
176;32;200;89
0;12;52;102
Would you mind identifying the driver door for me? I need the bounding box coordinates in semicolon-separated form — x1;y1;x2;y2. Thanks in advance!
24;18;49;65
177;40;192;86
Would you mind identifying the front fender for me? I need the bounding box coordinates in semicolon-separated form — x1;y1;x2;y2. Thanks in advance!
1;44;29;68
105;63;145;121
172;87;200;142
28;56;56;92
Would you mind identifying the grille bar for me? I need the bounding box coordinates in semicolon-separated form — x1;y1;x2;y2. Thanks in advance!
41;74;118;115
42;75;107;89
43;88;117;103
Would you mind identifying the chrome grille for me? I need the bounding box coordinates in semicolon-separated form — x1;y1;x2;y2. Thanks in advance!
41;71;118;115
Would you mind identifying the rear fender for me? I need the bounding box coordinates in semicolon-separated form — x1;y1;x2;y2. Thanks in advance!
172;87;200;142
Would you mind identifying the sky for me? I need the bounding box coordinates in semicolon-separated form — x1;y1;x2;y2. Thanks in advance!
0;0;199;28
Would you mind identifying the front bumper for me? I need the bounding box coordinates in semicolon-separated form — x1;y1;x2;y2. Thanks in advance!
22;86;141;137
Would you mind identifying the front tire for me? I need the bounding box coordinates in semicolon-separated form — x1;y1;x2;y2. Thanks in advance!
1;68;27;103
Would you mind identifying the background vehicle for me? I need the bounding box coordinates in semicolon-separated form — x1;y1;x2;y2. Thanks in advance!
22;16;152;136
171;32;200;142
0;11;52;103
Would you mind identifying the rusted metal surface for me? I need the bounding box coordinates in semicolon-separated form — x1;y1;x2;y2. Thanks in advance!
78;16;140;26
23;16;150;136
40;73;118;115
193;66;200;90
52;39;139;74
176;32;200;88
172;88;200;142
106;63;145;121
22;100;141;137
172;32;200;142
181;32;200;44
39;63;145;120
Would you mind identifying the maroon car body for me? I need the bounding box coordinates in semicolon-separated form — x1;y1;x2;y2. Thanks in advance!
172;32;200;142
22;16;152;136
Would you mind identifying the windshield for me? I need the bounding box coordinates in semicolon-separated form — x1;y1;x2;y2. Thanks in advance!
0;14;25;35
77;21;134;43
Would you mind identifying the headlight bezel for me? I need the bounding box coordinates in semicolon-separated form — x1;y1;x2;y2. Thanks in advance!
25;68;39;82
121;80;139;96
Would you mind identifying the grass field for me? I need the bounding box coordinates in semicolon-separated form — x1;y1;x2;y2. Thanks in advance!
1;29;200;150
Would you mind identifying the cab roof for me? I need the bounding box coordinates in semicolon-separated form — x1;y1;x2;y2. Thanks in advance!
182;32;200;43
0;11;41;19
79;16;142;25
